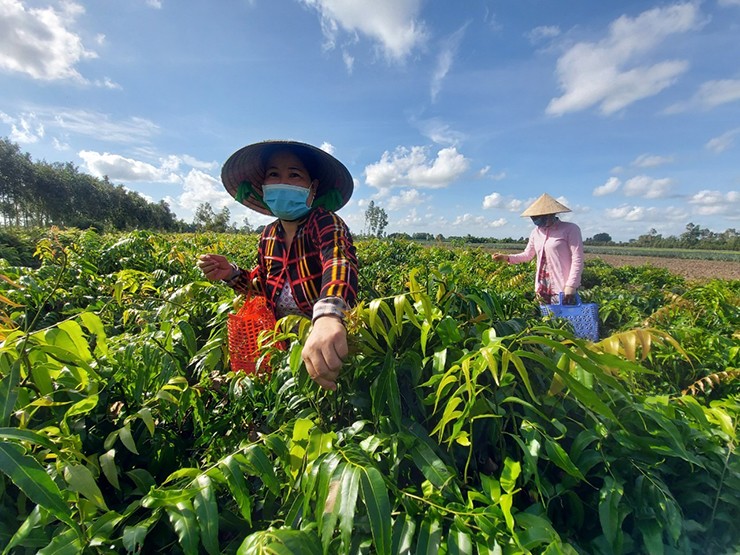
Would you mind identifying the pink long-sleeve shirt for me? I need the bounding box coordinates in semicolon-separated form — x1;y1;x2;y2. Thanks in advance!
508;219;584;294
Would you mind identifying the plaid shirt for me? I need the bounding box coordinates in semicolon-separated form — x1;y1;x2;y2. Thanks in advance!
227;207;358;321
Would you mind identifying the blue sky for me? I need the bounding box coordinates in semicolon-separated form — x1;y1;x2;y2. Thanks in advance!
1;0;739;242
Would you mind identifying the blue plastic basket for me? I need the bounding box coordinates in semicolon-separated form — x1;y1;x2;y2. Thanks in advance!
539;293;599;341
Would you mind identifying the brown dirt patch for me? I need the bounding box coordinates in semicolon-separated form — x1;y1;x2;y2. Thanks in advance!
585;253;740;282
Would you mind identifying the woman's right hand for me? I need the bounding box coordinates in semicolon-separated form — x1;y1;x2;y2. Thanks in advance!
197;253;236;281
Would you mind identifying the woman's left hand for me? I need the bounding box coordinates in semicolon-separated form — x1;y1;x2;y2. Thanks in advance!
563;286;577;305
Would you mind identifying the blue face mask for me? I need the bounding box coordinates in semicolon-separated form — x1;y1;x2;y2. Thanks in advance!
531;215;551;227
262;184;312;220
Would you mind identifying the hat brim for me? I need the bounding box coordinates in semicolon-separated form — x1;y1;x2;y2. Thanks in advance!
221;140;354;216
520;193;571;217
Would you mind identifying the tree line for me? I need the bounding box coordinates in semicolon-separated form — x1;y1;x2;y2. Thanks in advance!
384;225;738;250
1;138;182;231
626;224;739;250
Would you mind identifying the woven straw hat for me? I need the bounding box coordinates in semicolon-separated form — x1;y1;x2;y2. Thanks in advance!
520;193;571;217
221;140;354;215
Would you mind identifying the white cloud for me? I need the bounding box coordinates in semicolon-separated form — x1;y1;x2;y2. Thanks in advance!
483;192;504;209
450;213;507;229
667;79;740;112
319;141;336;155
506;199;524;212
706;128;740;153
593;176;621;196
688;189;740;216
52;137;69;151
391;208;454;232
0;0;97;81
603;204;690;231
387;188;426;210
453;213;485;226
662;205;691;222
78;150;182;183
8;115;44;144
299;0;427;62
632;153;673;168
605;204;650;221
342;51;354;73
623;175;673;198
692;79;740;109
55;111;159;142
482;6;501;31
416;118;465;146
393;207;425;228
93;77;122;90
718;0;740;6
431;24;467;102
364;145;470;189
527;25;560;44
546;3;702;116
181;154;218;171
478;166;506;181
4;108;159;144
176;169;231;211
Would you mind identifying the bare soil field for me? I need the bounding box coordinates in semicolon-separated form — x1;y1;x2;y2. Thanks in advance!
586;253;740;282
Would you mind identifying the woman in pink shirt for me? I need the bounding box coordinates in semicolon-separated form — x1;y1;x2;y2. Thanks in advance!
493;193;584;305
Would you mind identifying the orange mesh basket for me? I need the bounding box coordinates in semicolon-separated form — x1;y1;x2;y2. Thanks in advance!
227;295;278;374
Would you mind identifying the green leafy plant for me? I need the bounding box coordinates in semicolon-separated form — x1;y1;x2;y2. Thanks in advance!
0;230;737;554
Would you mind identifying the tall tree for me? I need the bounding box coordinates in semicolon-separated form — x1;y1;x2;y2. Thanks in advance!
364;201;388;238
194;202;216;230
211;206;232;233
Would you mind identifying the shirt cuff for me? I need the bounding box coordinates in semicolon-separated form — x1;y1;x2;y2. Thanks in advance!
312;297;348;322
222;263;241;285
222;265;253;295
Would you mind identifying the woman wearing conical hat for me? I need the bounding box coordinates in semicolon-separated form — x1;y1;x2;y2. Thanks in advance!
197;140;358;391
492;193;584;305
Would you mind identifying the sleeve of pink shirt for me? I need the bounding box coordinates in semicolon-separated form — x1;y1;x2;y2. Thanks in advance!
507;228;538;264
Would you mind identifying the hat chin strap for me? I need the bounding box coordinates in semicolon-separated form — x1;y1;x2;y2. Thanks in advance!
236;181;269;209
312;188;343;211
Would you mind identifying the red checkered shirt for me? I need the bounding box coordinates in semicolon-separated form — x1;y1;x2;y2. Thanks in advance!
226;207;358;321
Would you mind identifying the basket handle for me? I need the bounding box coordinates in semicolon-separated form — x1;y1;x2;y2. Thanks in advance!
558;291;582;305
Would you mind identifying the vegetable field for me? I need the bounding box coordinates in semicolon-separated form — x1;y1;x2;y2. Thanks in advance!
0;229;738;554
582;254;740;282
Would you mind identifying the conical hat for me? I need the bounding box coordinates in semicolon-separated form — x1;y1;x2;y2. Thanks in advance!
520;193;571;217
221;140;354;215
